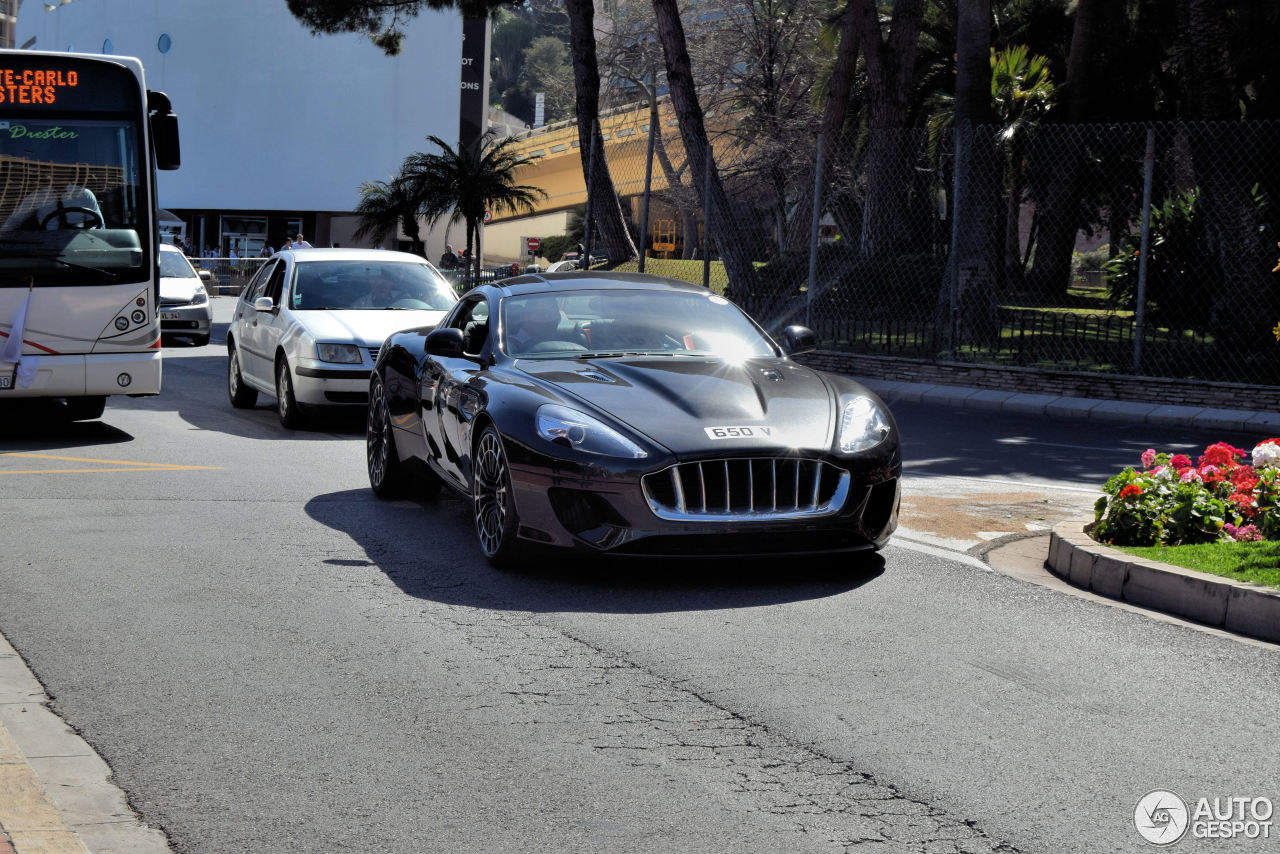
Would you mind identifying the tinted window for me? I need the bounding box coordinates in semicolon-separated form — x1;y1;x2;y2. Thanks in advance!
501;289;777;359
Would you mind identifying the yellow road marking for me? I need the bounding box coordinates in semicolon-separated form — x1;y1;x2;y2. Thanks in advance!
0;452;221;474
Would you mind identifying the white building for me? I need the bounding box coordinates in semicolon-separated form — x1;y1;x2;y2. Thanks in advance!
16;0;462;255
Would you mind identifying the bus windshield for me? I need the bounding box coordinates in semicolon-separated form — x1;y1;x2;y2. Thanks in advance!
0;60;147;286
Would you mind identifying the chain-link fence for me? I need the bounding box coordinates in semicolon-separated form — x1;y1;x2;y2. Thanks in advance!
582;119;1280;386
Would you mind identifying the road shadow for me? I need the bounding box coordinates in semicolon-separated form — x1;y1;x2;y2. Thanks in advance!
0;401;136;448
889;399;1265;489
305;488;885;615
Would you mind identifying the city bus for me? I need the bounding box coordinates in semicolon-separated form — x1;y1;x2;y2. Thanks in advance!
0;49;179;420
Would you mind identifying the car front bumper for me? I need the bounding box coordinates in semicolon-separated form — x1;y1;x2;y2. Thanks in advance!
505;439;901;557
159;304;212;338
293;360;373;406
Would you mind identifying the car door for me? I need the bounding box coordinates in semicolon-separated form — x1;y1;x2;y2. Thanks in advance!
254;260;293;380
423;294;490;489
233;259;277;388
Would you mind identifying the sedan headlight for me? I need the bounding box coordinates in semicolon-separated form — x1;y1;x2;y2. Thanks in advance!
536;404;647;458
838;396;891;454
316;342;363;364
191;285;208;306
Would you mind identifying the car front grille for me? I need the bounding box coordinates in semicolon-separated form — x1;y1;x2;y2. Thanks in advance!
642;457;850;521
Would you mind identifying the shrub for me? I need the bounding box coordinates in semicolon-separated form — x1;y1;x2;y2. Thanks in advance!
1093;440;1280;546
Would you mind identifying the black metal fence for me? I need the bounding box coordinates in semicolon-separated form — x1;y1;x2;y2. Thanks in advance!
580;118;1280;386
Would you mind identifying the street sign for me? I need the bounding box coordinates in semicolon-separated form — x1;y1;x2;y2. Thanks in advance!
526;236;541;254
483;210;493;223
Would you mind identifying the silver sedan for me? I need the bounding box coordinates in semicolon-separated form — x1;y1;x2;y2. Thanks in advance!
226;248;458;428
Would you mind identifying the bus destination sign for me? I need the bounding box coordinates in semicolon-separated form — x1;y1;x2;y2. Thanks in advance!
0;67;79;105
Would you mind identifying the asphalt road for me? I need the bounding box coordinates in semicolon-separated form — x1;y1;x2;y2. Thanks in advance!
0;297;1275;853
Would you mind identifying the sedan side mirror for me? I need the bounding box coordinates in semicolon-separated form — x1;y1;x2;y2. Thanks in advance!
426;327;465;358
198;270;212;282
253;296;274;312
782;325;817;355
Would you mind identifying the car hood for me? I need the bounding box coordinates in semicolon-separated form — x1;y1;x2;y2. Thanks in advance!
296;309;449;347
518;356;838;457
159;275;202;303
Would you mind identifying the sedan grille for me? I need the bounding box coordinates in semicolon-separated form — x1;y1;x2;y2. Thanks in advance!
642;458;850;521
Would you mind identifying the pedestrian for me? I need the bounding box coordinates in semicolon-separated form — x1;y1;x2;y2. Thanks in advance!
258;243;273;258
281;237;293;252
294;233;313;249
439;244;458;270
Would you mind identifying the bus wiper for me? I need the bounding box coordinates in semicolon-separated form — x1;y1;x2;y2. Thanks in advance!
0;252;117;280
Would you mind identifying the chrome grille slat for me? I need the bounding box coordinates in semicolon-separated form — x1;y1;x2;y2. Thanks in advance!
642;457;850;522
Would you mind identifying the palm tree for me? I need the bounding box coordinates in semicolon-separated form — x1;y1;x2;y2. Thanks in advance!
399;130;547;282
990;45;1054;288
352;179;424;255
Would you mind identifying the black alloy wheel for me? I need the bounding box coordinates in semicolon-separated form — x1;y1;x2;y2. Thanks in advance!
367;375;407;498
472;424;522;567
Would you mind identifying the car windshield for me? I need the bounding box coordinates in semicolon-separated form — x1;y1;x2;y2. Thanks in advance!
501;288;778;359
159;249;198;279
289;260;458;311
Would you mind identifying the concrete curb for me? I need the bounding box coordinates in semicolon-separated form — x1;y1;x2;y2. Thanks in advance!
1047;519;1280;644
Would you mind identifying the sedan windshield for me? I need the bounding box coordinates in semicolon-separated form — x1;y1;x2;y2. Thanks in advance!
502;289;779;359
159;249;198;279
289;260;458;311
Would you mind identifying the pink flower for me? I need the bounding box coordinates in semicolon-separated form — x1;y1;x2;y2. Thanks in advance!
1179;468;1201;483
1225;523;1263;542
1170;454;1192;470
1141;448;1157;469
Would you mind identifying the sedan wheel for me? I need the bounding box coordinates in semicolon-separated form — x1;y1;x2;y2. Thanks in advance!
367;376;407;498
276;357;306;429
227;347;258;408
473;425;522;567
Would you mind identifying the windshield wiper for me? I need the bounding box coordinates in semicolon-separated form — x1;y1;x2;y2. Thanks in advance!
0;253;118;280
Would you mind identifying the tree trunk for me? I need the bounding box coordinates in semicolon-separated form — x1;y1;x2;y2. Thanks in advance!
564;0;638;264
849;0;924;259
940;0;1001;348
783;0;861;250
1025;0;1107;298
1186;0;1271;372
651;0;758;300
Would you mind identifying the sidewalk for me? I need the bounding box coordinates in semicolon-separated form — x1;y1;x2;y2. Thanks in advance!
2;379;1277;854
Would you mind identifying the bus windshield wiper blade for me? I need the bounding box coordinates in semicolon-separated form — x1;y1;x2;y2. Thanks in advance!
0;252;117;280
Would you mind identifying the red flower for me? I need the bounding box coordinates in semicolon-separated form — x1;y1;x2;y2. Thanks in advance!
1231;465;1260;493
1230;492;1257;517
1170;454;1193;470
1201;442;1244;469
1119;484;1143;499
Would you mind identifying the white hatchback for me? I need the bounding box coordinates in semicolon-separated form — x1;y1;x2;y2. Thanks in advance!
159;243;213;346
226;248;458;428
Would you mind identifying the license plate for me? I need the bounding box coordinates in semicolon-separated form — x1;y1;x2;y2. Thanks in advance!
161;312;180;320
0;374;12;389
704;425;774;440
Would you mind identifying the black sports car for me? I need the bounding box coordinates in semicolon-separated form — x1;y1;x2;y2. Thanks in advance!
366;272;901;566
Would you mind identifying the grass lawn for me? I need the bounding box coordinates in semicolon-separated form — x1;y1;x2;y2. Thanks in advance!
1114;541;1280;590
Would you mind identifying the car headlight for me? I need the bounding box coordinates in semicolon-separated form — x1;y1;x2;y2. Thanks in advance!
838;396;891;454
316;343;363;364
191;285;208;306
536;404;648;458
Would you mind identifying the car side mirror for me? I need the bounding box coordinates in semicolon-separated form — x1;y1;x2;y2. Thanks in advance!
426;327;465;358
253;296;274;312
782;325;817;355
198;270;212;282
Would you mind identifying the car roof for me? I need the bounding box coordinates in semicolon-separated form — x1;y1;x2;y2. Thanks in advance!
487;271;713;299
275;248;434;265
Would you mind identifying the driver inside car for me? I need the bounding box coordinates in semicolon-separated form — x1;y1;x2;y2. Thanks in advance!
2;184;105;231
504;297;570;354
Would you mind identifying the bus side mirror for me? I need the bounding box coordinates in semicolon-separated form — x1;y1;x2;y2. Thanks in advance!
148;90;181;171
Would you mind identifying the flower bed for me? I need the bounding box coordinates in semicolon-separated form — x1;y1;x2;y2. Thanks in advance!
1093;440;1280;546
